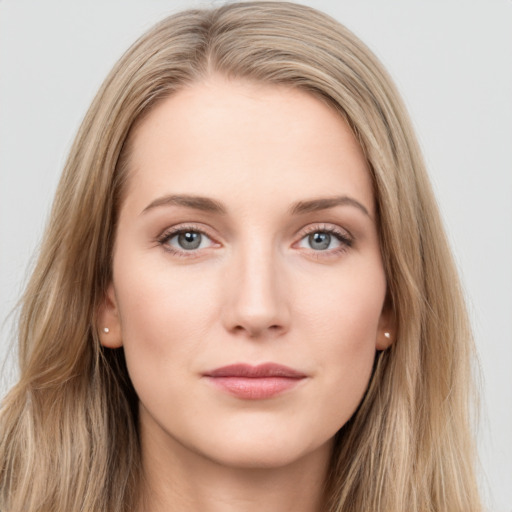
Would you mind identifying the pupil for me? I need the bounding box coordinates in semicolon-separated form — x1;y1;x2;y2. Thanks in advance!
178;231;201;250
309;232;330;250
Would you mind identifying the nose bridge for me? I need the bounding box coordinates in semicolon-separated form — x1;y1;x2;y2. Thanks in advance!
225;234;288;336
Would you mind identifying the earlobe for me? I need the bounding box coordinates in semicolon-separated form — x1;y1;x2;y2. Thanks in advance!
376;330;393;351
376;303;396;351
97;283;123;348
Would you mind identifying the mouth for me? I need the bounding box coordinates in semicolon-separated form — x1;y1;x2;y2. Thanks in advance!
203;363;307;400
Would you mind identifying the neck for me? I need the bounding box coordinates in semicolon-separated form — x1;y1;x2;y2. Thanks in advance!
137;415;332;512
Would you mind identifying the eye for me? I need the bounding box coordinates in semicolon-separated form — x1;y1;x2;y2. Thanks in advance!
296;226;352;252
159;227;215;253
303;232;336;251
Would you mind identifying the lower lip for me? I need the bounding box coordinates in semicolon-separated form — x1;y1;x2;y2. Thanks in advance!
206;376;304;400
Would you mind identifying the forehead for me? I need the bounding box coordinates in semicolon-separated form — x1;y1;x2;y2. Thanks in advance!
122;76;374;217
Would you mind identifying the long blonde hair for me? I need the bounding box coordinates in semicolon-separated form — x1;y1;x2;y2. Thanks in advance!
0;2;481;511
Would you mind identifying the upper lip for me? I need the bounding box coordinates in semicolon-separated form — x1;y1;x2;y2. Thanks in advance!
204;363;306;378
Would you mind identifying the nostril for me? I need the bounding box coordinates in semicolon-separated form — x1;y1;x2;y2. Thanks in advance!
231;323;285;337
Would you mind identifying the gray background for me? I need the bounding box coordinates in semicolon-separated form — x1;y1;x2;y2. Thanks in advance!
1;1;510;510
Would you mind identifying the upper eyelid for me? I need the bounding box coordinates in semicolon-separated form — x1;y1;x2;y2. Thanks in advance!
158;223;216;239
156;222;354;246
296;222;353;239
157;225;218;256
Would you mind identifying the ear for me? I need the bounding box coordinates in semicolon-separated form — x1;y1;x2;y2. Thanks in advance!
376;300;396;351
97;283;123;348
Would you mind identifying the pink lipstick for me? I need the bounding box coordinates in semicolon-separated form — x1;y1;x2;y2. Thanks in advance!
204;363;307;400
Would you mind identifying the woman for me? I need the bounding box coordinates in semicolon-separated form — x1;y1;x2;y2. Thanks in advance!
0;2;481;511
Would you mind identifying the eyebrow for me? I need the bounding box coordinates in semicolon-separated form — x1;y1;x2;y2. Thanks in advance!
140;193;370;218
290;196;370;217
141;194;227;215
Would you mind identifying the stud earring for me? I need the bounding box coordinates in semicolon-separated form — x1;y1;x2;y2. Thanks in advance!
103;327;110;334
384;332;391;339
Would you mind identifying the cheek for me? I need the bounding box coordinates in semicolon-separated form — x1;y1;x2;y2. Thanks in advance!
298;260;386;347
296;265;386;422
113;256;221;384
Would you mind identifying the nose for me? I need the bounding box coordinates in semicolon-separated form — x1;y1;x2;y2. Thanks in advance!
222;243;290;339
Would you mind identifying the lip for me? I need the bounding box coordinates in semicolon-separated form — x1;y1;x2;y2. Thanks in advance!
203;363;307;400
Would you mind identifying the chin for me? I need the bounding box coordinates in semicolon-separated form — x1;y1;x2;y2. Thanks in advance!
193;429;333;471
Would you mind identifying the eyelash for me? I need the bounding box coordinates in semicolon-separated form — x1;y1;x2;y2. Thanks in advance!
156;223;354;258
157;224;218;258
296;224;353;257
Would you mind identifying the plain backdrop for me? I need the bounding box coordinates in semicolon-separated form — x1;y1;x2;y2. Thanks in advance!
1;1;511;510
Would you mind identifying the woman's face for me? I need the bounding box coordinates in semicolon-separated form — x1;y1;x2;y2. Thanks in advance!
100;77;392;470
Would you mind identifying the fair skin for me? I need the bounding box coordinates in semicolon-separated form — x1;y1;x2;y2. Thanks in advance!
99;76;393;512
